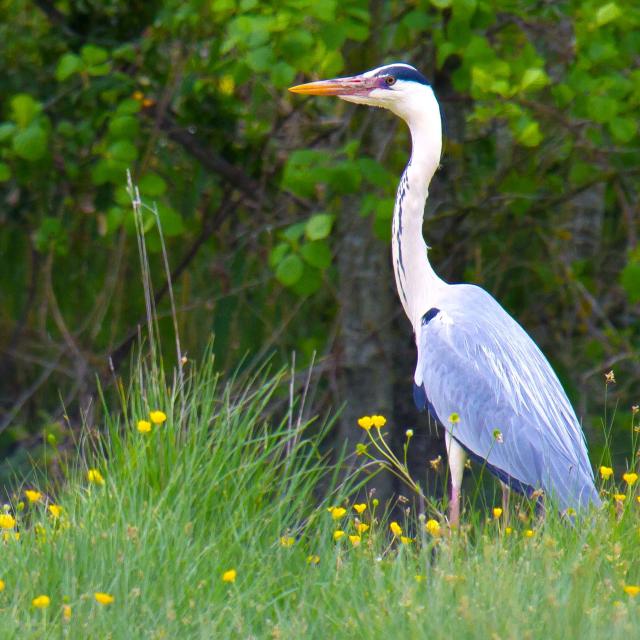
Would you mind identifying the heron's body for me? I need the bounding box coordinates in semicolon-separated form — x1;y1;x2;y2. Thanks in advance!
290;63;600;519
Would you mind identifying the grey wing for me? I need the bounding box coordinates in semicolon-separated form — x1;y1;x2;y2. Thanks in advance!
414;285;600;512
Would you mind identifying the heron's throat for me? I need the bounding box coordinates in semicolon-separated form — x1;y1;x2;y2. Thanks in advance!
391;102;444;332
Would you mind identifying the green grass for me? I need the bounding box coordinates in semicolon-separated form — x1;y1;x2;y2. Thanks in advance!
0;347;639;639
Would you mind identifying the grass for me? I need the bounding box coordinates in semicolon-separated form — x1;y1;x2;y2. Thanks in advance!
1;186;638;638
0;347;638;639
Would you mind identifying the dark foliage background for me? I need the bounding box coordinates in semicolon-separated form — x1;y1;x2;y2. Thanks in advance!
1;0;638;497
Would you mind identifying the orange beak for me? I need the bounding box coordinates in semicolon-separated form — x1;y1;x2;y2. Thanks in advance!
288;75;378;96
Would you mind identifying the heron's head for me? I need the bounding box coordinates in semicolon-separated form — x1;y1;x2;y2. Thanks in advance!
289;63;436;125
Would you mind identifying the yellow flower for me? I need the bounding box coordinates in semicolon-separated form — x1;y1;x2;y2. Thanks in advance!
524;529;534;538
371;415;386;428
333;530;345;541
622;472;638;487
0;514;16;530
505;527;513;535
32;595;50;609
623;585;640;597
137;420;151;433
349;535;361;547
492;507;503;519
0;579;5;592
280;536;295;548
329;507;347;520
306;555;320;565
425;519;441;535
390;521;402;537
356;523;370;534
149;410;167;425
353;503;367;514
63;604;72;621
415;575;426;583
25;490;42;503
48;504;62;518
613;494;626;502
637;496;640;504
94;592;114;605
400;536;413;544
222;569;236;583
87;469;105;486
405;429;414;438
357;416;373;430
2;532;19;542
372;498;379;508
449;412;460;424
600;466;614;480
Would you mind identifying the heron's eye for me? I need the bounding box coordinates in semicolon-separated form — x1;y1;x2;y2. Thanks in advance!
385;75;396;87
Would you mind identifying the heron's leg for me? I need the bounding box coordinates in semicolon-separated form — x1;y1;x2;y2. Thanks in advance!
445;431;466;527
500;481;510;521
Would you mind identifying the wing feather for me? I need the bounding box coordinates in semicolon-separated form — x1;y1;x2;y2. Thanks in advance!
414;285;600;511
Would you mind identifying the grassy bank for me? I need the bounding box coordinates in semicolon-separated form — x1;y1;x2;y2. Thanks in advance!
0;349;638;639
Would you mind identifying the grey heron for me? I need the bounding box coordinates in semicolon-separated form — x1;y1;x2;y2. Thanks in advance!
289;63;601;524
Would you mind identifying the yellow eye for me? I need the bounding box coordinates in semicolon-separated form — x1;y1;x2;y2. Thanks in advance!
385;75;396;86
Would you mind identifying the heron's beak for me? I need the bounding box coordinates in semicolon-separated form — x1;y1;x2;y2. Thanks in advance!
289;75;377;96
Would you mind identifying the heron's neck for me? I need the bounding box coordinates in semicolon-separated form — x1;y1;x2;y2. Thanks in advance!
391;99;444;333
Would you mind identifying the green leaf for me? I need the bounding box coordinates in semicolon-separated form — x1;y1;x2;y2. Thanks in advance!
300;241;332;269
586;96;618;124
12;124;48;161
246;46;275;72
430;0;452;9
595;3;622;26
620;252;640;303
117;99;142;115
0;162;11;181
516;120;542;147
305;214;334;241
107;140;138;164
609;117;637;143
139;173;167;196
10;94;41;128
156;204;185;237
268;243;290;269
81;44;109;66
87;62;112;77
275;254;304;287
56;53;83;81
291;263;322;296
108;115;139;139
520;68;548;92
0;123;16;142
282;222;307;244
270;62;296;89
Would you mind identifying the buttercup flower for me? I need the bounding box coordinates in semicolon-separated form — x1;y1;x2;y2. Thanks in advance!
32;595;50;609
25;490;42;503
280;536;295;548
622;472;638;487
493;507;503;519
400;536;413;544
357;416;373;430
0;579;5;592
333;530;345;541
405;429;414;438
62;604;72;621
94;592;114;605
613;494;626;502
87;469;105;486
623;585;640;597
329;507;347;520
524;529;535;538
222;569;236;583
356;523;370;534
505;527;513;535
353;503;367;514
0;514;16;530
48;504;62;518
390;521;402;537
371;415;386;428
425;519;441;535
137;420;151;434
149;410;167;425
449;413;460;424
349;535;361;547
600;466;614;480
306;555;320;564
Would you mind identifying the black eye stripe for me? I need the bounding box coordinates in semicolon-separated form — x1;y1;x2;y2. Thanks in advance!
375;65;430;86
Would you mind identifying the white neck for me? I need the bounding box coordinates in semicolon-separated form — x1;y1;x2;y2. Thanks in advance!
390;85;445;332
